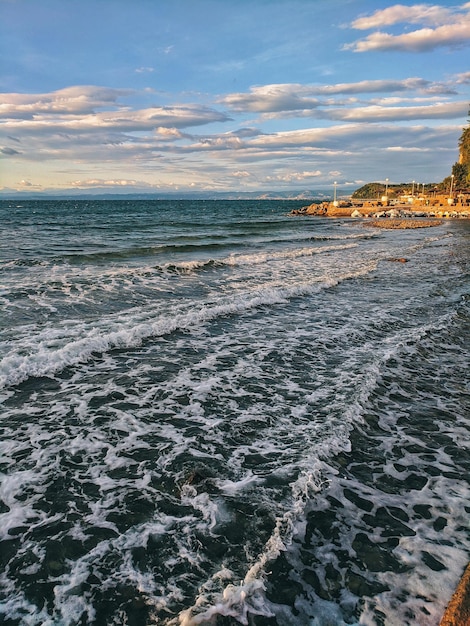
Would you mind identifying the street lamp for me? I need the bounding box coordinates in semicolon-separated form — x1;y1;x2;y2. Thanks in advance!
382;178;389;204
448;174;455;205
409;180;416;204
333;181;338;207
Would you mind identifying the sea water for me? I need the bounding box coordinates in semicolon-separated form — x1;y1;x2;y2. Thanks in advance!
0;199;468;626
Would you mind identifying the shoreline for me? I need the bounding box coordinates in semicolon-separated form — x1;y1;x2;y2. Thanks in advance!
290;202;470;224
440;563;470;626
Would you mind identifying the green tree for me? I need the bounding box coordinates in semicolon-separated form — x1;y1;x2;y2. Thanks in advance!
458;110;470;165
452;162;468;188
448;108;470;188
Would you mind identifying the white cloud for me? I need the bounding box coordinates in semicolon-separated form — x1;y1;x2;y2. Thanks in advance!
71;179;142;187
352;4;453;29
347;23;470;52
220;84;320;113
232;170;251;178
322;101;469;122
2;105;228;134
0;87;230;134
219;79;455;114
265;171;322;182
0;79;465;192
0;86;133;118
16;180;43;190
347;2;470;52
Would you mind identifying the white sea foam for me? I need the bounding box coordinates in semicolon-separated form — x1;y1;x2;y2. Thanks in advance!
1;204;468;625
164;302;468;625
0;261;377;390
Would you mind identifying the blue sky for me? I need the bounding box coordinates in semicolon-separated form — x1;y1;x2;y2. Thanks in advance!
1;0;469;196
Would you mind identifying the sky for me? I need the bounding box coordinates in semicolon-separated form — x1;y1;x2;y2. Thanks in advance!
1;0;469;196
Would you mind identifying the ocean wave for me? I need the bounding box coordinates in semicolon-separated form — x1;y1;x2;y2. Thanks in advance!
0;262;375;390
169;310;461;626
163;242;359;274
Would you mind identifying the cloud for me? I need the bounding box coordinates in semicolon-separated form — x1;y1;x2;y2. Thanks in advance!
219;123;460;158
1;146;21;155
322;101;469;122
0;86;230;132
17;180;43;190
0;86;133;118
0;78;464;192
346;2;470;52
154;127;187;143
347;24;470;52
2;106;229;134
71;179;155;189
454;71;470;84
219;78;455;114
220;84;320;113
232;170;251;178
351;4;453;29
265;171;322;182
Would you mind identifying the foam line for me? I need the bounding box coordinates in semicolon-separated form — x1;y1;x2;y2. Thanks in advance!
0;264;376;390
170;308;460;625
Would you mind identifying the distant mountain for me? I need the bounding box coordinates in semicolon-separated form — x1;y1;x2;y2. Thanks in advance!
0;188;345;201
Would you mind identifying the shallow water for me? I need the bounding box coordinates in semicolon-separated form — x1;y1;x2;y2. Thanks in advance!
0;200;469;625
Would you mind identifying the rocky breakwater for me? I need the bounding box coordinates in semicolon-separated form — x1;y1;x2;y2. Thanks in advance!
290;201;353;217
361;207;469;220
290;203;469;224
359;207;465;228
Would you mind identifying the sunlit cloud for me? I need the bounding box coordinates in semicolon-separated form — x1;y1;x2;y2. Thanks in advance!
351;4;455;29
0;87;230;133
265;170;322;182
232;170;251;178
219;78;456;114
0;71;466;193
0;86;133;118
346;2;470;52
322;101;469;122
70;179;157;188
0;0;468;195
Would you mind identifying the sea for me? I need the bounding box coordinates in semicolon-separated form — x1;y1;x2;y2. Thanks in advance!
0;199;469;626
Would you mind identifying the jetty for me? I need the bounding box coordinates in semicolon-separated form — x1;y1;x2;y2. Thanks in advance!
290;192;470;222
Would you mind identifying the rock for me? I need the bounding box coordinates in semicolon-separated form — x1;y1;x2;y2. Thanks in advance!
351;209;363;218
387;257;408;263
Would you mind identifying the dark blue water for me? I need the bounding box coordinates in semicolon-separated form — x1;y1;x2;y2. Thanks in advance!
0;200;469;625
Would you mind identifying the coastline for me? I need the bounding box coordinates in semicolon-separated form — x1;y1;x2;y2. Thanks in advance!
290;200;470;226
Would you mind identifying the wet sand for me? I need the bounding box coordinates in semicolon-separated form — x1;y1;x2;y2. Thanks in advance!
364;219;443;229
440;563;470;626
